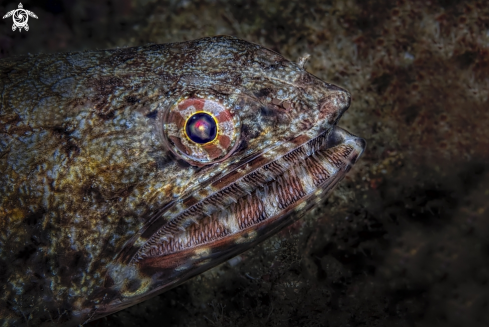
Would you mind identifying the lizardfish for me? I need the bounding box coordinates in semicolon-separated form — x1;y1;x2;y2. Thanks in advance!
0;36;365;326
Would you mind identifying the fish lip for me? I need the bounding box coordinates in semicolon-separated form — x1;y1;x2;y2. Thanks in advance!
324;125;367;165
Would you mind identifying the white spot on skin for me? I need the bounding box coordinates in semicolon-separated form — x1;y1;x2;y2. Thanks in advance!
121;278;152;298
203;99;225;114
218;121;234;134
295;202;307;211
196;259;211;266
175;264;190;271
179;105;197;118
191;247;211;260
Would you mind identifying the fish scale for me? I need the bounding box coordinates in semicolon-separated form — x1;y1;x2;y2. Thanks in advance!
0;36;365;326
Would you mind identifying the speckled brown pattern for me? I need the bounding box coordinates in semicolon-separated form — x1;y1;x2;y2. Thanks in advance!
0;35;364;326
1;0;489;326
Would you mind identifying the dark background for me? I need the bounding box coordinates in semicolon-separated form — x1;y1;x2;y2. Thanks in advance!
2;0;488;326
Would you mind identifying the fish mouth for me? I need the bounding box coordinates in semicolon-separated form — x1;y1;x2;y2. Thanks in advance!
131;125;366;268
94;125;365;320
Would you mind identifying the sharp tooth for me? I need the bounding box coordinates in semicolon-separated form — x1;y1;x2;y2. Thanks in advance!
276;175;284;187
316;152;338;175
312;152;320;162
270;180;277;195
277;158;290;170
261;168;275;181
270;180;279;208
262;184;269;198
283;170;290;182
315;151;328;162
296;164;315;193
239;181;253;195
205;204;219;214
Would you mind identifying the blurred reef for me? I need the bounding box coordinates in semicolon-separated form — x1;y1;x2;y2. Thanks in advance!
1;0;488;326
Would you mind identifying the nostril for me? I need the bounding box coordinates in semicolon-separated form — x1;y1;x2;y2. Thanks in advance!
319;88;351;126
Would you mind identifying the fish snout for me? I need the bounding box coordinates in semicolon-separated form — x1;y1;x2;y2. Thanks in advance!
316;85;351;129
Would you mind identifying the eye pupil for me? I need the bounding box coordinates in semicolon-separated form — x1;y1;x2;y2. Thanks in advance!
185;112;217;144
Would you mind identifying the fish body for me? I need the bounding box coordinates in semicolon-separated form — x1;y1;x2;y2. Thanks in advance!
0;36;365;326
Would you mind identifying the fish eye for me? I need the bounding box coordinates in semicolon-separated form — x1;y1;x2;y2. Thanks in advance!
185;112;218;144
163;97;241;166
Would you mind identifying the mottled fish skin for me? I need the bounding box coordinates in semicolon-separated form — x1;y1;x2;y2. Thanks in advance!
0;36;365;326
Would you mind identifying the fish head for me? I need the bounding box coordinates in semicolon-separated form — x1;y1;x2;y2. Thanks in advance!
0;35;366;326
85;36;365;321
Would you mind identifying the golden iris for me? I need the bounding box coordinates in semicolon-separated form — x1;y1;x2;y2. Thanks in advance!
185;112;218;144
